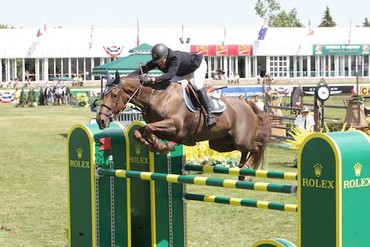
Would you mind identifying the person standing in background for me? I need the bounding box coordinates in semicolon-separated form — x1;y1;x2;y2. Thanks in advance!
294;106;315;131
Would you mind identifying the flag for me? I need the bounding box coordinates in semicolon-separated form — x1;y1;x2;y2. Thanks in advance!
222;23;227;45
179;23;184;44
99;137;112;154
27;20;47;56
258;20;268;40
307;19;314;37
136;18;140;46
103;45;123;57
89;22;94;49
36;20;47;37
348;19;352;44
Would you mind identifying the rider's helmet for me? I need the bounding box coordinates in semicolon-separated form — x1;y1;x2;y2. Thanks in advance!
151;43;169;64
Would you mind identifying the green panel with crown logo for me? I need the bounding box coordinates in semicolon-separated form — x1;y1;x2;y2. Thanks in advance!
328;131;370;246
299;131;370;247
68;124;96;247
68;122;130;247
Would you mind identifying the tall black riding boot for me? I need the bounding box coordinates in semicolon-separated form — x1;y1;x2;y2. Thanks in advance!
197;88;217;127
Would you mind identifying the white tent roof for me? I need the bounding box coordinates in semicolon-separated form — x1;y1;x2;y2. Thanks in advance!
0;27;369;58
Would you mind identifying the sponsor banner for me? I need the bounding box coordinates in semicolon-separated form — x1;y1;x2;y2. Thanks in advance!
238;45;252;55
190;45;208;55
215;86;262;98
216;45;228;56
190;44;252;56
313;44;369;55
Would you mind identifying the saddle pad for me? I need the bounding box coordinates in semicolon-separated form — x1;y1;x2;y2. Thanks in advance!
179;80;226;113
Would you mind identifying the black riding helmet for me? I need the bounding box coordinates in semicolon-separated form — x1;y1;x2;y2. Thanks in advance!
151;43;169;64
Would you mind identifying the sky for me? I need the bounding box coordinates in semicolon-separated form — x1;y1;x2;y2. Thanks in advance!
1;0;369;29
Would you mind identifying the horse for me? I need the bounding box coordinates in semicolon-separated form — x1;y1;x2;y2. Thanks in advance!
96;72;271;171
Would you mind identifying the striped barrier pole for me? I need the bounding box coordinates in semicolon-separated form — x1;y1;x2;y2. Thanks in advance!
97;168;297;194
184;164;298;181
184;193;298;213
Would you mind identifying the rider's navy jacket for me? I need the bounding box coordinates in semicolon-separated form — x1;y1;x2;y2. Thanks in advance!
143;49;203;83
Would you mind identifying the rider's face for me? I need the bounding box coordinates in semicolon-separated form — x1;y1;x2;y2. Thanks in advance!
158;56;167;68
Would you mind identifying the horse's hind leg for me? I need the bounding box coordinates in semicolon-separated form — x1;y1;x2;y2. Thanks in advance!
238;151;257;181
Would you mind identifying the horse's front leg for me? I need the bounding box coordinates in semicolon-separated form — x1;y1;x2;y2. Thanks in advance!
133;119;177;154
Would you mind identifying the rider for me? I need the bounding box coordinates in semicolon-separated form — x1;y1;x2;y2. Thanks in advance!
139;43;217;127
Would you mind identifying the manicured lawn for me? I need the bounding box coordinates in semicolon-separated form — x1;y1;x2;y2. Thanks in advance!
0;102;299;246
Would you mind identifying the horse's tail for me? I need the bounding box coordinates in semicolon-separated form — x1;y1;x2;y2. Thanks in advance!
246;100;271;167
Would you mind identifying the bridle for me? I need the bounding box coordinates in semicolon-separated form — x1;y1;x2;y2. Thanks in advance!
98;83;144;122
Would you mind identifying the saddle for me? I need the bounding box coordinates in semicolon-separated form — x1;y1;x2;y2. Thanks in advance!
179;80;226;113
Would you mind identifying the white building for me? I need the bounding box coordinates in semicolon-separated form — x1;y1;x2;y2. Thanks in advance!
0;26;369;84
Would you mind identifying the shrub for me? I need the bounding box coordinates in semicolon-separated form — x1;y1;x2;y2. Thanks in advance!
76;93;89;107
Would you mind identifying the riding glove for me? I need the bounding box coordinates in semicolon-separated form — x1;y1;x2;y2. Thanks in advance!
140;76;155;85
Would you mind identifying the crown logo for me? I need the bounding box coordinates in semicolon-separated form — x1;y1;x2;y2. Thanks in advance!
313;163;323;177
135;144;142;156
76;148;83;159
353;163;362;177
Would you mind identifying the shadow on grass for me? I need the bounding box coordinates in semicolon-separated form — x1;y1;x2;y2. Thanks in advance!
59;133;68;138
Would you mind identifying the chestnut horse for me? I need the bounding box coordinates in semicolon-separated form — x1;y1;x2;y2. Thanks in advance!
96;72;271;170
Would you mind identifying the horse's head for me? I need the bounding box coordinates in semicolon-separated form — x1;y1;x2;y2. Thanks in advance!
96;71;127;129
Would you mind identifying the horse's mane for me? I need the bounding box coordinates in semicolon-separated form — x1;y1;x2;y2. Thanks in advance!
126;71;140;79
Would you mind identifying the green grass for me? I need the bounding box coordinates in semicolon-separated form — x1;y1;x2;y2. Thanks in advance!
0;103;298;246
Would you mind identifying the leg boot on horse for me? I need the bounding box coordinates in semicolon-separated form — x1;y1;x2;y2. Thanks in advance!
197;88;217;127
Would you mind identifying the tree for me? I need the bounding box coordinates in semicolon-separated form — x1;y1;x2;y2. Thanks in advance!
318;6;336;27
363;18;370;27
270;9;303;27
255;0;281;20
0;24;16;29
255;0;303;27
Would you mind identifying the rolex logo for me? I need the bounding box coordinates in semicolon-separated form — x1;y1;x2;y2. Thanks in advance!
313;163;323;177
76;148;83;159
353;163;362;177
135;144;142;156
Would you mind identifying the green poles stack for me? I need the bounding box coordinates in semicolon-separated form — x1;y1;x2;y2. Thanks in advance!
97;168;296;194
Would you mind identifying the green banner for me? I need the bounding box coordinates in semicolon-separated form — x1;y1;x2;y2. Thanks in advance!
313;44;369;55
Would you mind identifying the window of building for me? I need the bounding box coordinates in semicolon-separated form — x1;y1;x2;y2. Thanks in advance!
269;56;288;78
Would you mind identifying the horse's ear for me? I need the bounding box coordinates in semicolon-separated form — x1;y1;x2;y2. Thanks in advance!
106;71;115;86
113;70;120;85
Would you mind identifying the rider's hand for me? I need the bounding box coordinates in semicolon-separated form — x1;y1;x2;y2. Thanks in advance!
140;75;155;86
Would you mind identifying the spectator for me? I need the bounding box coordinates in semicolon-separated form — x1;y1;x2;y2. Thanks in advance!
252;95;265;111
294;106;315;131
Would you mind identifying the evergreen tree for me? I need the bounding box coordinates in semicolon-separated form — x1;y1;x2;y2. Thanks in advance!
38;88;45;105
27;89;35;105
19;89;26;107
318;6;336;27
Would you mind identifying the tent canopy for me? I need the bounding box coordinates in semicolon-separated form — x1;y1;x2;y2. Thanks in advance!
92;43;162;76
